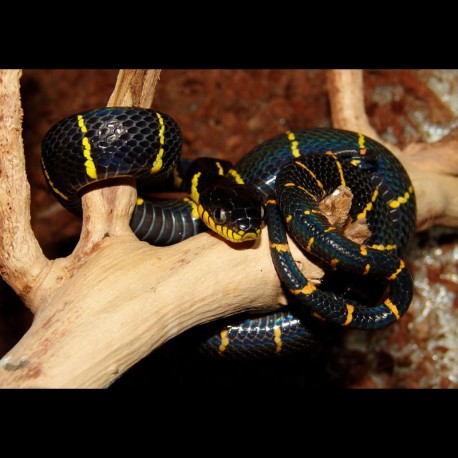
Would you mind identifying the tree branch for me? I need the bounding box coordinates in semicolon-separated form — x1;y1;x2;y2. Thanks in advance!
0;70;49;310
328;69;389;149
107;69;161;108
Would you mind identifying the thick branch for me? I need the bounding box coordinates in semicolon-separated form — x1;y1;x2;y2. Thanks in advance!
0;70;49;308
107;69;161;108
327;69;397;152
0;231;317;387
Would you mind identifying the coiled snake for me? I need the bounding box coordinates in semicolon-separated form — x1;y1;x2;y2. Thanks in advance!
41;107;416;357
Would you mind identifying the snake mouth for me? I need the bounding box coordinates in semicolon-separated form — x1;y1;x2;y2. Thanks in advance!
238;229;261;242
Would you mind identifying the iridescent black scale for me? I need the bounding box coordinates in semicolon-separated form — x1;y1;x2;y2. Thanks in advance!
41;108;195;246
181;158;264;240
275;155;401;273
237;128;416;330
130;199;205;245
236;128;415;252
200;310;324;358
41;107;182;216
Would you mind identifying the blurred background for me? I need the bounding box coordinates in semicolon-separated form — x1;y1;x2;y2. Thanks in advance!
2;69;458;389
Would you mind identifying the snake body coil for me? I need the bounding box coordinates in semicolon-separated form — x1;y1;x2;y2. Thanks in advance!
237;129;415;331
41;107;416;358
41;108;189;243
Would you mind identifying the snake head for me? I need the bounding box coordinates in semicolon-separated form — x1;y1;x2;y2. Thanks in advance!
198;183;265;243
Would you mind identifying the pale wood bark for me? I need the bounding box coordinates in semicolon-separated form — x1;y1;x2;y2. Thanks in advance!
328;70;388;149
0;70;49;311
107;69;161;108
0;69;457;387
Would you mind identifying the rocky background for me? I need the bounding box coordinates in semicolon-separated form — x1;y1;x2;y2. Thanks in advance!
1;69;457;389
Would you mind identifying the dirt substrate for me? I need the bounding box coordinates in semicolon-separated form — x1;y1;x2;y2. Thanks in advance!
1;69;458;389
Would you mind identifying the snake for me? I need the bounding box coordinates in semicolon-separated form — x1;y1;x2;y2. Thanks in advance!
41;107;416;358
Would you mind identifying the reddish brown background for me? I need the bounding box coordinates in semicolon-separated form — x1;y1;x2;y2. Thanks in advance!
1;70;457;389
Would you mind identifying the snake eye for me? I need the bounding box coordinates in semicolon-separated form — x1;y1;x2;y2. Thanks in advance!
213;208;227;224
